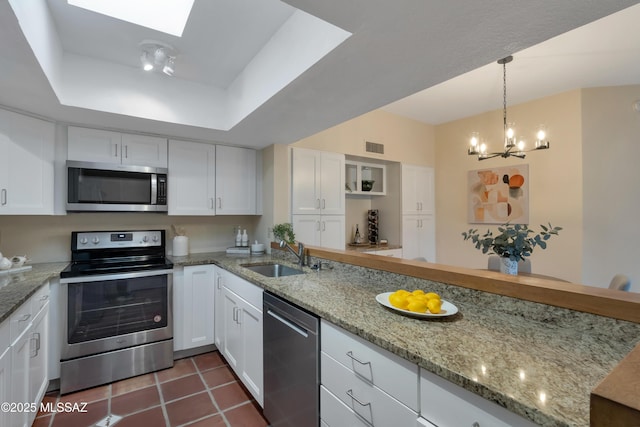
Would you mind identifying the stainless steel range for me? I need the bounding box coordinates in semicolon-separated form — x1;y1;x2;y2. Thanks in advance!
59;230;173;394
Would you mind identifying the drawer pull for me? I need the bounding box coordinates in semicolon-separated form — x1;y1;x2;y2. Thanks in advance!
346;389;373;426
40;295;49;301
472;423;480;427
18;314;31;323
346;350;371;366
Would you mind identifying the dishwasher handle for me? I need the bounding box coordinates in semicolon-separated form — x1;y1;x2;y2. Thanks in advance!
267;308;309;338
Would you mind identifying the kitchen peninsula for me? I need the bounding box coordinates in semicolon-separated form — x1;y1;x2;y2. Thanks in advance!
2;248;639;426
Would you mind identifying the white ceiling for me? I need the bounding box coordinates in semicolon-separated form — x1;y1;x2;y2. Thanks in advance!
1;0;639;148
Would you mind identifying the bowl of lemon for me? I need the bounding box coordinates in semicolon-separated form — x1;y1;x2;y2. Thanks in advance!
376;289;458;318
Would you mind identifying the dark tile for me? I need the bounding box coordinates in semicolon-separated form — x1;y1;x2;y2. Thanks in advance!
193;352;226;372
50;399;108;427
160;373;206;402
36;393;58;417
185;413;227;427
32;414;52;427
210;382;251;411
165;391;217;426
156;357;197;383
224;401;269;427
111;373;156;396
111;385;161;416
115;406;166;427
201;365;235;389
58;384;109;404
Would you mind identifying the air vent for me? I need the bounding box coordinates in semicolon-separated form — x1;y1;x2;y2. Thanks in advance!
365;140;384;154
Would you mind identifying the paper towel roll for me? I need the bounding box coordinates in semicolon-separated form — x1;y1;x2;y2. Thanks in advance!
173;236;189;256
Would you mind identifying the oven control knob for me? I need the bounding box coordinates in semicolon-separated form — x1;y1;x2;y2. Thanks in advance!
142;236;149;243
92;237;100;245
79;237;88;245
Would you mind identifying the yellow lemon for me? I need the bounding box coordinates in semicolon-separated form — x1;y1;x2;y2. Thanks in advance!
389;292;409;309
411;289;425;296
407;299;428;313
396;289;410;296
427;298;442;314
425;292;441;301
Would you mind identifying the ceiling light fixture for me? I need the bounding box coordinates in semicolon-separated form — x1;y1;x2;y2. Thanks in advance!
139;40;177;76
467;56;550;160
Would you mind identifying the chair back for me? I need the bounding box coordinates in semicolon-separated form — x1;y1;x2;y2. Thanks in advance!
609;274;630;291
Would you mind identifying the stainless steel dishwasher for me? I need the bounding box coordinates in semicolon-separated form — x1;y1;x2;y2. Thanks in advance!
263;291;320;427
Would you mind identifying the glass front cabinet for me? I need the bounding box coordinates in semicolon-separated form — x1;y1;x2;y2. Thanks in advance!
345;161;386;195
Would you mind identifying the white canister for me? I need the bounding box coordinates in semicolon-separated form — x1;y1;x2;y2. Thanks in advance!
173;236;189;257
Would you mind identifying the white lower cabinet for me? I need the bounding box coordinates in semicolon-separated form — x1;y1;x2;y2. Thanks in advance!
0;283;50;427
420;369;538;427
320;320;418;426
219;274;263;407
402;214;435;262
173;265;216;351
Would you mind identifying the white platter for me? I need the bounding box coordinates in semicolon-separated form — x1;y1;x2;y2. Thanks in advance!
375;292;458;318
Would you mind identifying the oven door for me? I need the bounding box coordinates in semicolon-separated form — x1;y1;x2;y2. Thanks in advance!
60;269;173;360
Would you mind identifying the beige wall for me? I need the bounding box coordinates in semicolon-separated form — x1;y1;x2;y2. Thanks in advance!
581;85;640;290
435;90;584;283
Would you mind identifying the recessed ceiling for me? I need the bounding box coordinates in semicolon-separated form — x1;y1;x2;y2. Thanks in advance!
1;0;638;148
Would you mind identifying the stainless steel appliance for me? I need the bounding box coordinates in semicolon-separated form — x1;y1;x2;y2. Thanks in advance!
66;161;167;212
59;230;173;394
263;292;320;427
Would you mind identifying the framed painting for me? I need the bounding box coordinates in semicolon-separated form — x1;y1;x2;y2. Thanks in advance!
467;165;529;224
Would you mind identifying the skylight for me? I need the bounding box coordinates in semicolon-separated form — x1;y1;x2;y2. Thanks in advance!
67;0;195;37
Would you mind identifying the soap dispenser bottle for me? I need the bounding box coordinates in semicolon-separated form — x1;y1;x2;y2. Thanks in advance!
241;229;249;247
235;227;242;247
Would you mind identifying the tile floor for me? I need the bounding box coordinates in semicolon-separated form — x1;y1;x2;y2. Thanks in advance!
32;351;269;427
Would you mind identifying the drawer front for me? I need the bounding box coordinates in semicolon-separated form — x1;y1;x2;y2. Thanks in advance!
420;369;538;427
321;320;418;410
10;298;32;343
31;283;50;316
222;271;263;309
321;352;417;426
321;386;371;427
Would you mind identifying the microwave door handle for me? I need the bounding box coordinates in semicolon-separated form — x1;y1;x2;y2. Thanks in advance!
151;174;158;205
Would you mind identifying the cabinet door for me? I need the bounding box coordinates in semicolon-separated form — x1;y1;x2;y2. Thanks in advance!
291;148;321;214
238;297;263;407
182;265;215;350
121;134;168;167
0;110;54;215
68;126;122;164
168;140;216;215
417;215;436;263
11;329;30;427
215;145;257;214
402;165;434;215
28;303;48;426
319;152;345;215
213;268;226;349
321;215;346;250
221;287;243;373
292;215;321;246
403;215;435;262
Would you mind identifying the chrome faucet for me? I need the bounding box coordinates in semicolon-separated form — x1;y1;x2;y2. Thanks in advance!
279;240;305;267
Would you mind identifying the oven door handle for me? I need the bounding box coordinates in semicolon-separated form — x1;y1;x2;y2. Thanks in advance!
60;268;173;284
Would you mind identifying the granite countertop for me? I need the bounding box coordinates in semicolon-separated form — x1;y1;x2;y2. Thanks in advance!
172;252;640;427
0;262;68;323
4;255;638;426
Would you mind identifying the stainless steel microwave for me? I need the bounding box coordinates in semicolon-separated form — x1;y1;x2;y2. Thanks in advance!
67;161;168;212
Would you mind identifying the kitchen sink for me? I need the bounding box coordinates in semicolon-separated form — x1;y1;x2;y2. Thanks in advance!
241;262;305;278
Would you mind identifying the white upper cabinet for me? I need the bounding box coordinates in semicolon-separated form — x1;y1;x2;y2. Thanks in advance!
68;126;168;168
292;214;345;250
168;140;216;216
402;164;434;215
292;148;345;215
0;109;55;215
215;145;257;215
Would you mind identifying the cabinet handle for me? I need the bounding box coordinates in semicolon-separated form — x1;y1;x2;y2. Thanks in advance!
18;314;31;323
1;188;6;205
40;295;49;301
216;276;222;290
322;199;326;209
316;199;321;209
125;145;128;159
316;221;321;231
232;307;237;322
30;332;41;358
322;222;326;231
217;197;222;209
346;350;371;367
210;198;214;209
114;144;118;158
472;423;480;427
345;389;373;426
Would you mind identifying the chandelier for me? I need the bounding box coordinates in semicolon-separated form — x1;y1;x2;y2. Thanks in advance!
467;55;550;160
